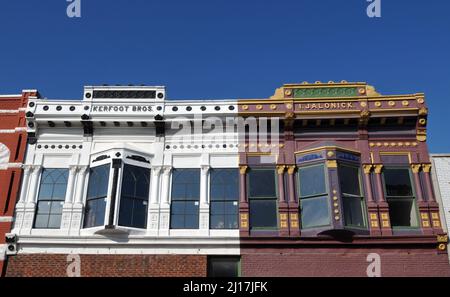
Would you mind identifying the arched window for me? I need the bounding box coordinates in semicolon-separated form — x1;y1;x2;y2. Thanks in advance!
34;169;69;229
118;164;150;228
84;164;110;228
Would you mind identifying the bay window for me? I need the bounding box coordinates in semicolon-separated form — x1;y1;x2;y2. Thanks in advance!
298;164;330;229
248;168;277;229
84;164;110;228
339;165;366;228
383;168;418;228
170;169;200;229
210;169;239;229
34;169;68;229
118;164;150;228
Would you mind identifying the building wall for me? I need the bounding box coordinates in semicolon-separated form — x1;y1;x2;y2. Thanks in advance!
241;247;450;277
431;154;450;261
0;91;37;276
6;254;207;277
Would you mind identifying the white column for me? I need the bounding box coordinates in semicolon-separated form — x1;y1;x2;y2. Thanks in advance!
160;166;172;206
64;166;78;204
200;165;210;206
199;165;210;232
74;166;88;205
26;165;41;205
150;166;162;205
17;165;32;205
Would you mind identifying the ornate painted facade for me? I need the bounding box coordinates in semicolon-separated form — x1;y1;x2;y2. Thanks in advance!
2;82;450;276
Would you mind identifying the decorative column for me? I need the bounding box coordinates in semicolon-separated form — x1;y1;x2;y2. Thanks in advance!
14;165;32;231
199;165;210;233
421;163;442;233
61;165;78;231
158;166;172;236
373;164;392;236
239;165;249;237
23;165;42;233
147;166;162;233
411;164;432;235
277;165;288;236
287;165;299;237
70;165;88;235
363;164;381;236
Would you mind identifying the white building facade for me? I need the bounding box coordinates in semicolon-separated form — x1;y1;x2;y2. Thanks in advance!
9;86;241;276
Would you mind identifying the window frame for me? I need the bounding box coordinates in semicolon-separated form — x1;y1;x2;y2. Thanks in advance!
116;162;151;229
382;166;419;229
33;168;69;229
83;162;112;229
338;162;367;229
209;168;239;230
169;168;201;229
297;162;331;229
247;167;278;230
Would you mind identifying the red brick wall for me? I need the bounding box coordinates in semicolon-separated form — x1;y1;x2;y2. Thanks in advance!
5;254;207;277
241;247;450;277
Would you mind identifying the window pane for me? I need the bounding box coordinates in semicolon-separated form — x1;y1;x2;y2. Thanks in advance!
208;257;240;277
171;201;185;214
225;214;238;229
299;165;326;197
36;201;51;214
171;169;200;201
300;196;330;228
170;214;184;229
210;215;225;229
343;196;365;227
170;201;199;229
47;214;62;229
210;169;239;201
339;166;361;196
211;202;225;215
184;215;199;229
87;164;110;199
38;184;53;199
34;214;49;229
387;199;418;227
52;184;67;200
248;169;276;198
84;198;106;228
249;200;277;228
384;168;413;197
118;164;150;228
50;201;64;215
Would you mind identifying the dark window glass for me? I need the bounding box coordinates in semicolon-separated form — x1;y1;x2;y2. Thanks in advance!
300;196;330;228
210;169;239;229
248;169;277;229
84;164;110;228
248;169;276;198
384;168;413;197
298;164;326;197
383;168;418;227
118;164;150;228
208;257;240;277
34;169;68;229
170;169;200;229
339;165;366;228
298;164;330;229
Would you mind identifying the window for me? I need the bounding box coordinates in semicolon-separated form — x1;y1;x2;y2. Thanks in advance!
383;168;418;227
84;164;110;228
248;169;277;229
34;169;68;229
118;164;150;228
170;169;200;229
210;169;239;229
208;256;240;277
298;164;330;228
339;165;366;227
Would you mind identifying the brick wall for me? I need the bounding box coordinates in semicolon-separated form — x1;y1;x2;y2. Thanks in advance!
241;247;450;277
5;254;207;277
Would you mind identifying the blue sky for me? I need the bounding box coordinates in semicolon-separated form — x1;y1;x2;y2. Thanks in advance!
0;0;449;152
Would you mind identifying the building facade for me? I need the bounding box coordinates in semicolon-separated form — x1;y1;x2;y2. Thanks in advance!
431;154;450;262
3;82;450;276
0;90;38;276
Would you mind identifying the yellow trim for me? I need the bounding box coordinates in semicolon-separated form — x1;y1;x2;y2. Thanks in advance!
295;145;360;155
379;152;412;164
